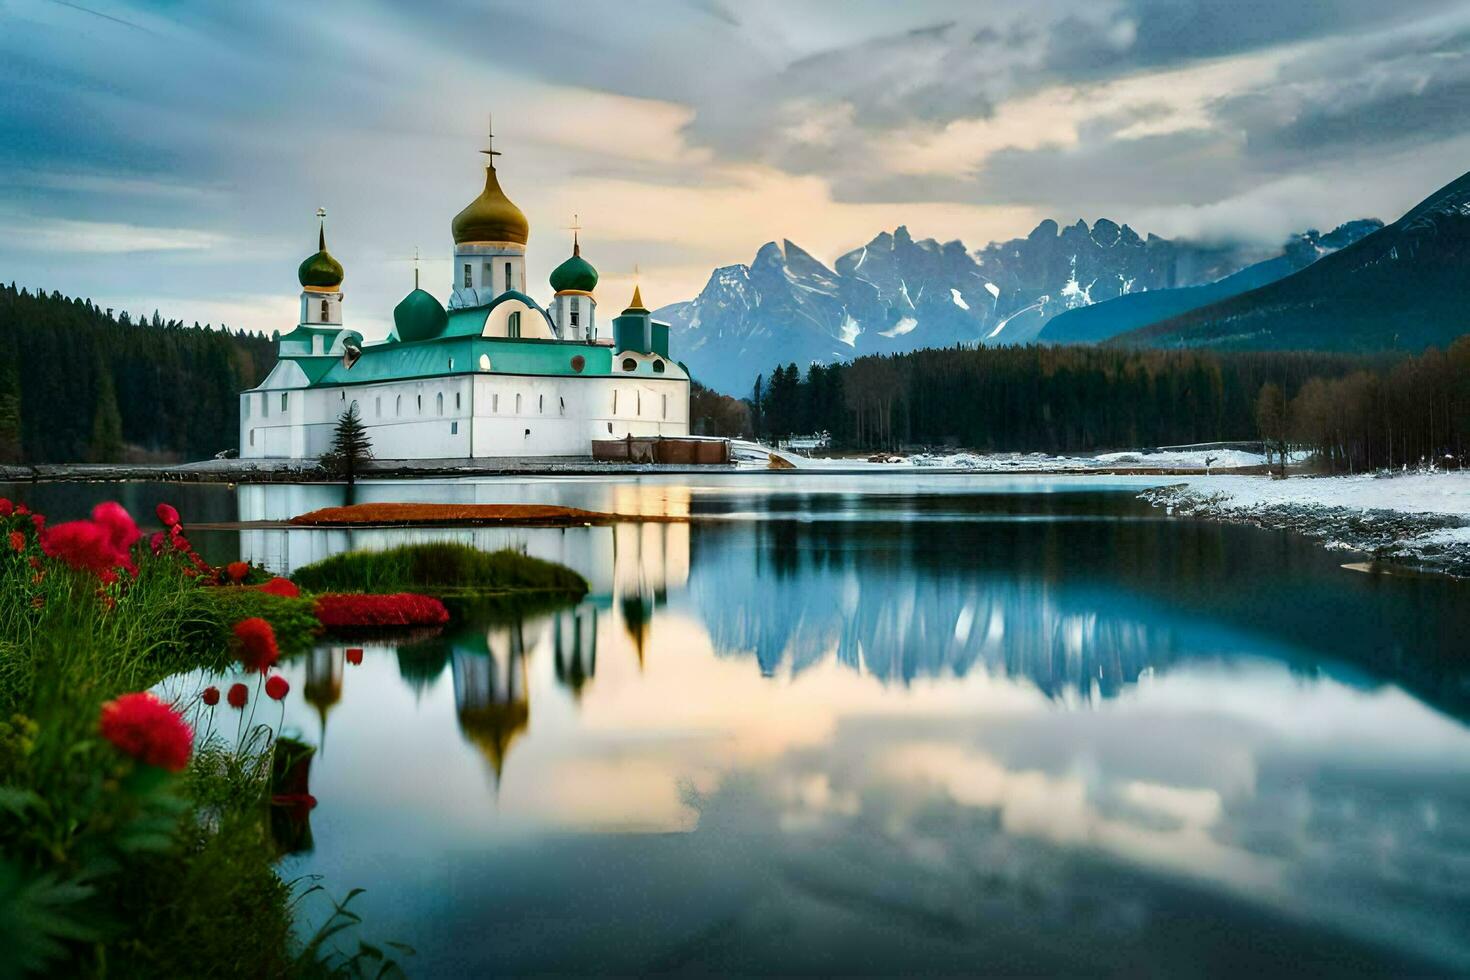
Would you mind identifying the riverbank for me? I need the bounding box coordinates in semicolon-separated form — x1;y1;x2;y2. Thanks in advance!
1141;471;1470;577
0;448;1272;484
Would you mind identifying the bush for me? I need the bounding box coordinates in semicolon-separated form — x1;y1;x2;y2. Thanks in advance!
290;542;588;597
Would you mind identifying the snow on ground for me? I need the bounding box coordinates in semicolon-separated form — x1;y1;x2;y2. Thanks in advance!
1095;449;1266;470
1168;471;1470;518
1143;470;1470;576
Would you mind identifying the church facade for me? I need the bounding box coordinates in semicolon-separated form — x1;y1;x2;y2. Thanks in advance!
239;136;689;460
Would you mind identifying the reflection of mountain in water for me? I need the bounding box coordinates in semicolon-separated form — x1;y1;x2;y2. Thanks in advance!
693;534;1183;699
685;516;1470;717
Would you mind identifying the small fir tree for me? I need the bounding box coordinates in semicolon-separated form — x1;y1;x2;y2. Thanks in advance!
321;403;373;483
88;362;123;462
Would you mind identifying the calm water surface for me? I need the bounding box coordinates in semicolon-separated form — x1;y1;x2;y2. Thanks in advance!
8;475;1470;974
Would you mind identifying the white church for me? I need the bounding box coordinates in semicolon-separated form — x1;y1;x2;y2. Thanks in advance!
239;132;689;460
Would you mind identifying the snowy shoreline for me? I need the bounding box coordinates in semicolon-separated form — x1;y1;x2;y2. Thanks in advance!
1140;471;1470;577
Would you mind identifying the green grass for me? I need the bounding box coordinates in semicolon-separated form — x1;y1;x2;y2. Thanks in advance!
290;542;589;598
0;531;398;977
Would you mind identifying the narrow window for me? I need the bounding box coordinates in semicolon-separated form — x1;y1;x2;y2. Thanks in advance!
375;396;382;418
451;421;458;435
559;396;565;416
479;354;491;371
493;393;499;412
340;390;345;401
570;296;580;328
463;264;472;288
417;394;422;414
395;394;402;416
637;391;642;416
662;393;668;419
350;399;358;415
436;392;444;416
249;429;255;446
455;392;462;411
612;390;618;414
508;311;521;339
243;397;250;419
538;394;544;414
281;392;289;412
262;394;269;419
320;299;329;322
515;393;522;414
504;261;512;292
448;358;454;371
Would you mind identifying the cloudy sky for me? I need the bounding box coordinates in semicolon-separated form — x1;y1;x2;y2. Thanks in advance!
3;0;1470;340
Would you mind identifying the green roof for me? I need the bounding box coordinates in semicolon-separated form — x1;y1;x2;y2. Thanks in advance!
391;288;448;343
549;246;598;293
298;225;344;288
295;336;615;387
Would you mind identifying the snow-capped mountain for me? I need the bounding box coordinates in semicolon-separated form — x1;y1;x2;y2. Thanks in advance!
658;221;1290;395
1040;219;1383;345
1113;169;1470;352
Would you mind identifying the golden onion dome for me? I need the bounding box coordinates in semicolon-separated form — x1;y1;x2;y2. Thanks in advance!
452;165;529;246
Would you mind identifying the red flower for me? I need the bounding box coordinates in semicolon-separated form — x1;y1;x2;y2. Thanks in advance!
98;692;193;773
98;569;118;586
0;498;11;517
233;617;279;673
91;502;140;556
345;647;363;665
172;534;191;552
40;520;118;576
202;686;220;706
156;503;180;527
265;675;290;700
149;531;166;554
14;505;27;517
314;593;450;628
225;561;249;583
8;531;23;552
259;577;300;598
227;683;249;709
31;514;44;532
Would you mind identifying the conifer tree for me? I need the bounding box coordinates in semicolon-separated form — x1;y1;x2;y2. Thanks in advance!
321;402;373;483
88;361;123;462
0;348;21;462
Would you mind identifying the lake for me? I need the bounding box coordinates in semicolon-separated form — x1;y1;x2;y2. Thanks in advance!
6;475;1469;974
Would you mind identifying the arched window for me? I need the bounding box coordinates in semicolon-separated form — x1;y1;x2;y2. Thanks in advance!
417;394;422;415
504;261;512;292
436;392;444;416
320;299;329;322
652;359;665;373
538;394;544;414
622;357;637;372
395;394;402;416
508;311;521;339
570;296;580;328
463;264;472;288
515;393;522;414
350;399;359;415
455;392;462;411
559;396;565;416
479;354;491;371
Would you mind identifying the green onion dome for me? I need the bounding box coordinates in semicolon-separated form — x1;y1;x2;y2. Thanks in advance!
298;225;344;289
452;165;529;246
391;287;448;343
549;240;598;293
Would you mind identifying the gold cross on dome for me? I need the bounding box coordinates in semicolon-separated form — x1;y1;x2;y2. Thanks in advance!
480;113;501;159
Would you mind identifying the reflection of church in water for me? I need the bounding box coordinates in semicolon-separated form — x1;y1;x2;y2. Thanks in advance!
299;514;686;787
